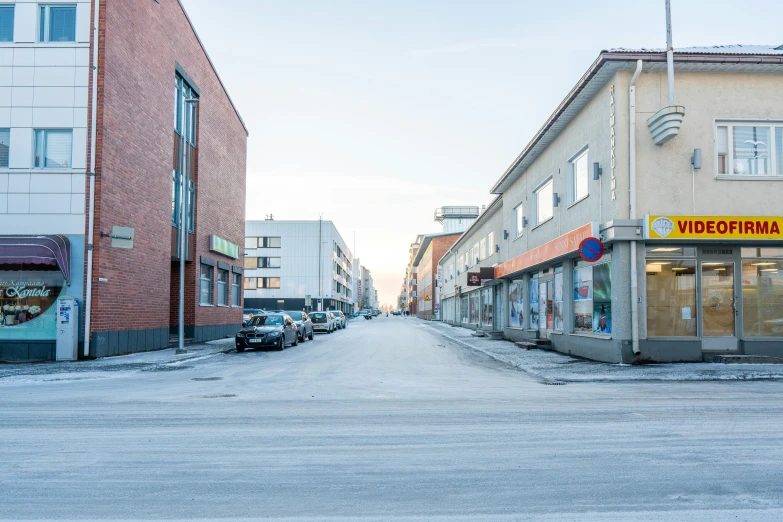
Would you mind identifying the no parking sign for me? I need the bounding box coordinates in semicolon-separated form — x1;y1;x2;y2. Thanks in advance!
578;237;604;263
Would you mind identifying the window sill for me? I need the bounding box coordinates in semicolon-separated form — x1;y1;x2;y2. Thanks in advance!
715;175;783;181
532;217;553;231
199;303;214;307
513;233;524;242
216;304;229;308
567;194;589;209
569;332;612;340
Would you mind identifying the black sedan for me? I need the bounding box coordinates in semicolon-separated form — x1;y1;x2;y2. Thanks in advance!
235;314;299;352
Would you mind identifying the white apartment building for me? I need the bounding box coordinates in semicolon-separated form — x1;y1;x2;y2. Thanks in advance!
244;220;355;314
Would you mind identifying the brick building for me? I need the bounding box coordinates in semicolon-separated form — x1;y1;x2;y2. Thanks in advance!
0;0;247;361
413;233;461;320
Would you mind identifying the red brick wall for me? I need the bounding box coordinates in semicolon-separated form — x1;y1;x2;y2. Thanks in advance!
85;0;247;336
416;235;459;319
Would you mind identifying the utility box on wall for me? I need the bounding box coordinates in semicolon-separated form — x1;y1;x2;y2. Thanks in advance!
56;297;79;361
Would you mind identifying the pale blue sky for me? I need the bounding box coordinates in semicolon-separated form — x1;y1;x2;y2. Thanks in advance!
182;0;782;305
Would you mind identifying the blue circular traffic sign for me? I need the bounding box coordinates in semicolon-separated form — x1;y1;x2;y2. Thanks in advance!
579;237;604;263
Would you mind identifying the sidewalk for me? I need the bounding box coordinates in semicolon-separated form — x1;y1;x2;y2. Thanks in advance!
419;319;783;383
0;338;235;383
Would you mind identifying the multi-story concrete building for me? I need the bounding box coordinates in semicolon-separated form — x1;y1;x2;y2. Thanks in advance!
244;220;355;314
438;45;783;363
0;0;247;361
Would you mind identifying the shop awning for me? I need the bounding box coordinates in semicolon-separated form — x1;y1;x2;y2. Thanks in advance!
0;235;71;284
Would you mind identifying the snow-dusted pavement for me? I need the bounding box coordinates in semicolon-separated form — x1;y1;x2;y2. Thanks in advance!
2;317;783;521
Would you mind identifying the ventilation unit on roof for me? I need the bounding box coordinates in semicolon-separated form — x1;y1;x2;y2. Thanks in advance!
647;0;685;146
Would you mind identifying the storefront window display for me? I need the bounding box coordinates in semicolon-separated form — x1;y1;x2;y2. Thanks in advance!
469;291;479;324
0;270;64;327
646;260;697;337
742;259;783;337
461;295;469;324
481;288;493;327
509;280;524;328
538;280;549;329
554;267;564;331
529;275;539;328
573;260;612;334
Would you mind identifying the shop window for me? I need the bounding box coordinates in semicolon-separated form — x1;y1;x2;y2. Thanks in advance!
742;260;783;337
569;148;589;204
554;266;564;331
646;260;697;337
460;295;469;323
481;288;493;327
509;280;525;328
34;129;72;168
533;179;554;226
0;128;9;167
217;269;228;306
0;6;13;42
646;246;697;257
529;274;539;328
573;260;612;334
0;270;64;327
39;4;76;43
741;247;783;259
243;277;257;290
716;122;783;177
231;272;241;306
199;264;213;305
514;203;525;238
469;291;479;324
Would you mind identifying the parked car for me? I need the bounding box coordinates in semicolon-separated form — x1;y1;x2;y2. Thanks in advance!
333;311;347;329
286;310;314;342
235;313;299;352
309;311;334;333
242;308;265;326
327;311;339;330
359;310;372;320
392;311;401;316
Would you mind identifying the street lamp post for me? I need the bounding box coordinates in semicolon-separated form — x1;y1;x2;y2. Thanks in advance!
177;97;198;355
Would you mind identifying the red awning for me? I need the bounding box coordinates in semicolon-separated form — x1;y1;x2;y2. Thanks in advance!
0;235;72;284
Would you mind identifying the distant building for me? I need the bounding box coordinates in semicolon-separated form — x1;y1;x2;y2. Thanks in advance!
413;232;462;320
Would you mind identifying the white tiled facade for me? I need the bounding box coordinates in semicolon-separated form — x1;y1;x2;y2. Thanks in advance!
1;0;91;234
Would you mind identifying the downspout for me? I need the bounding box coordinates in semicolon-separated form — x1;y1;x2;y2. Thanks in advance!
84;0;100;357
629;59;643;356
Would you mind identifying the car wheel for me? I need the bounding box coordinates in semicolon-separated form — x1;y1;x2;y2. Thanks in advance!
278;335;285;350
237;346;245;353
308;331;314;340
293;334;299;346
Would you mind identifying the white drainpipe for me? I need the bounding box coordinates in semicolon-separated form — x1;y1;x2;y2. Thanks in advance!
84;0;101;357
629;59;643;355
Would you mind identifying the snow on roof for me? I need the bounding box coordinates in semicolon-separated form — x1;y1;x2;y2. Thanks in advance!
610;44;783;55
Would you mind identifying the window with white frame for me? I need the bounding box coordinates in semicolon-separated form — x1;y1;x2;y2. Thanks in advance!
479;237;487;261
487;231;494;257
0;6;13;42
0;129;9;167
34;129;72;168
716;122;783;177
473;242;480;263
39;4;76;43
533;179;554;225
514;203;524;238
569;149;589;204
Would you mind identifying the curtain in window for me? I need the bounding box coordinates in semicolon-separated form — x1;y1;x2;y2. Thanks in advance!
0;7;13;42
0;129;9;167
49;6;76;42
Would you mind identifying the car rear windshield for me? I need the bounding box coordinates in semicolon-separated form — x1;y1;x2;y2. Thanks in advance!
310;313;326;323
248;315;283;326
287;312;303;321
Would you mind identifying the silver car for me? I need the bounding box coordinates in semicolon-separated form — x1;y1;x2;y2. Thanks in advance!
286;311;314;341
309;311;334;333
333;311;347;329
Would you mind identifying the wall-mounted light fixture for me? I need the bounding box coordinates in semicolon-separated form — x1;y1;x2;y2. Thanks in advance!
495;244;500;253
523;217;528;228
691;148;702;169
593;162;602;180
553;193;561;207
503;230;509;240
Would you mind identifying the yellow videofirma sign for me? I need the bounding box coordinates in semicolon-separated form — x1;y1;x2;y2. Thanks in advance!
647;215;783;240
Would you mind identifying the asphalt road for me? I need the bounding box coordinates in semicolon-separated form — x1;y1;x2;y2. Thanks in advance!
2;316;783;521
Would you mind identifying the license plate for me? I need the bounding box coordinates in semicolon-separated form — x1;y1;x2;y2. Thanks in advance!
248;338;262;343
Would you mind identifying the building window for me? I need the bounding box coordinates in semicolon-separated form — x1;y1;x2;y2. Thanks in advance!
460;295;469;323
217;269;228;306
554;266;564;331
259;257;281;268
260;277;280;289
573;260;612;334
259;237;281;248
244;257;258;269
200;264;213;305
509;280;524;328
39;4;76;42
0;6;13;42
245;237;258;249
0;129;9;167
534;179;554;225
473;242;480;263
646;260;697;337
569;149;589;204
481;288;493;327
244;277;257;290
479;237;487;261
231;272;241;306
514;203;525;238
34;129;72;168
529;274;539;328
716;122;783;177
741;251;783;337
487;231;494;258
469;291;479;324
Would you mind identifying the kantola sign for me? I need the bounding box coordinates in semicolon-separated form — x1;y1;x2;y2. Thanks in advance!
1;281;53;298
647;216;783;240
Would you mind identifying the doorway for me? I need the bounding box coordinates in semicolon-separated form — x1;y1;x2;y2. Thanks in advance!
538;276;554;339
700;260;739;351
